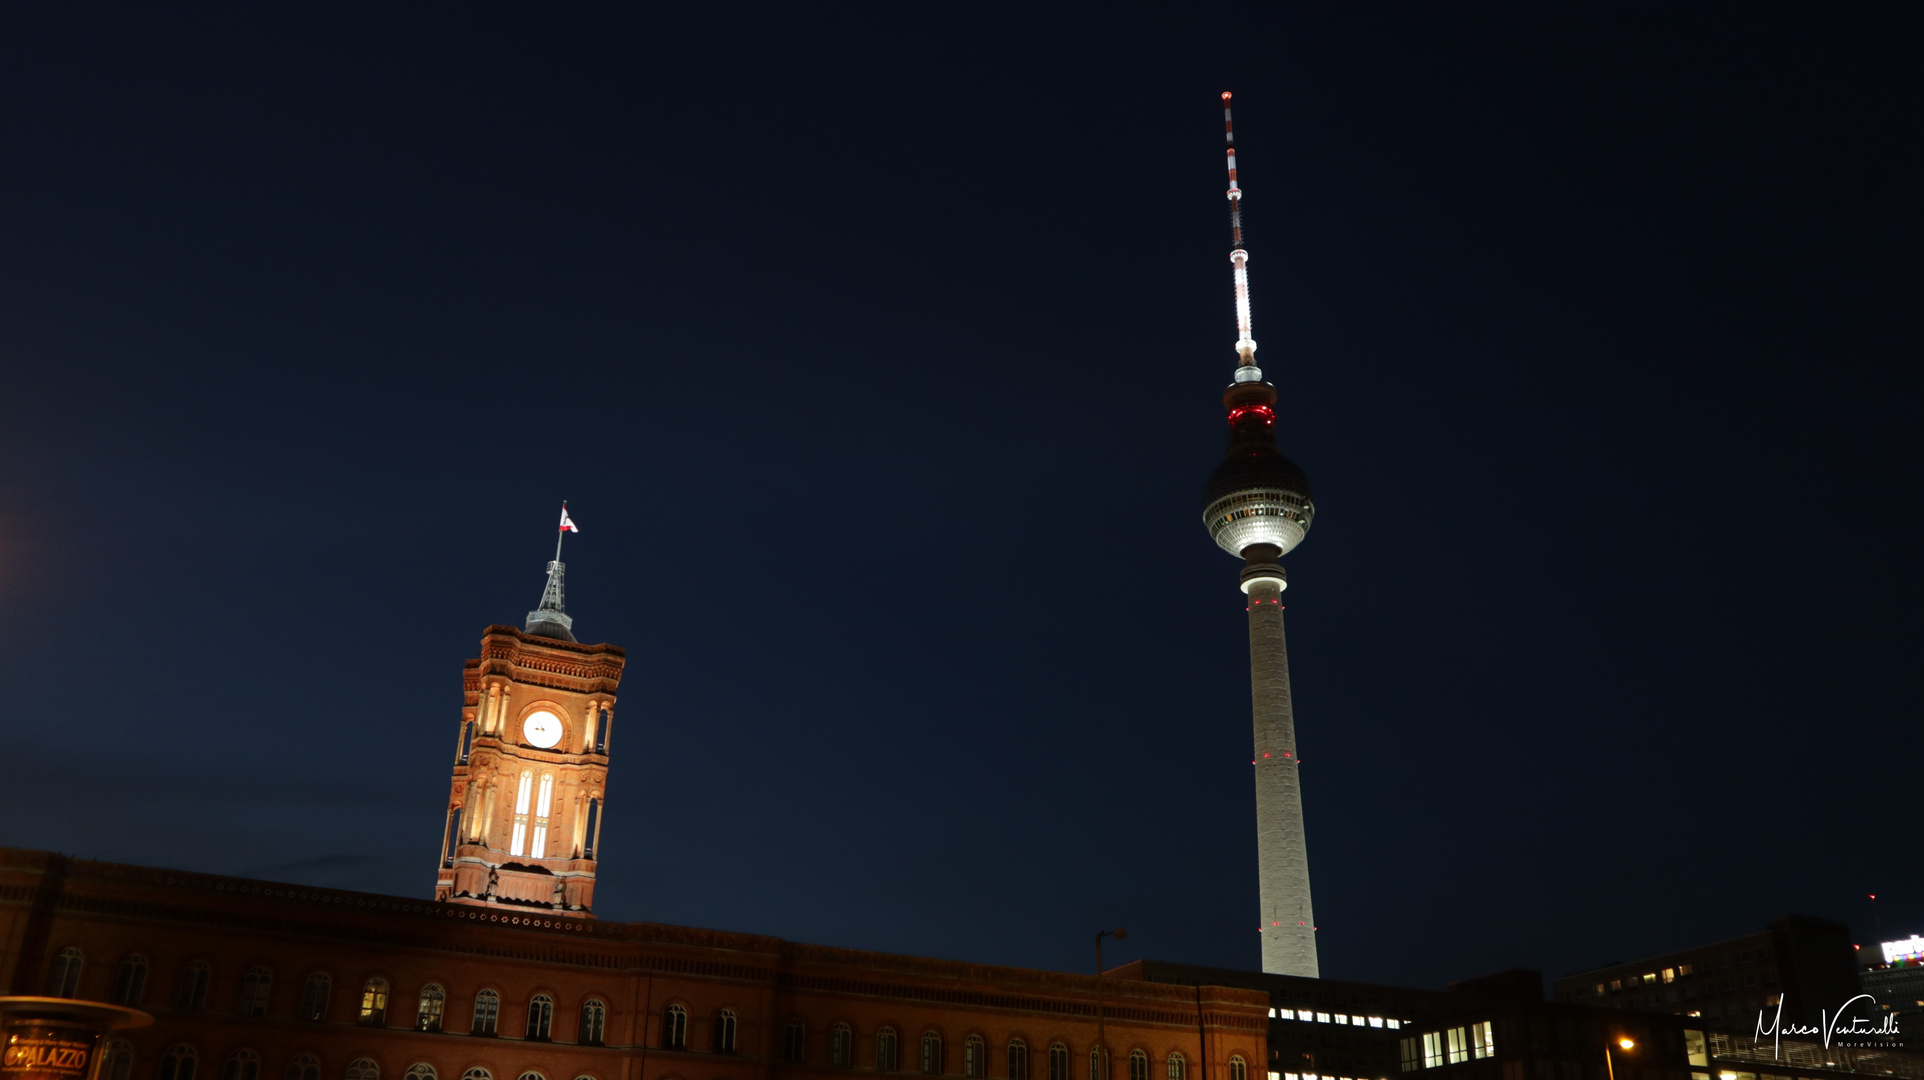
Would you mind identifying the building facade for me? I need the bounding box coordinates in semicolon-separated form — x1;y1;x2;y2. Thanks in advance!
1552;917;1860;1029
1;850;1269;1080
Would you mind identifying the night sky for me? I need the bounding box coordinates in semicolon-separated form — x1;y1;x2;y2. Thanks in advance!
2;4;1919;992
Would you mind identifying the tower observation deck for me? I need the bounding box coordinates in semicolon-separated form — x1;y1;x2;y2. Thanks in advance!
1200;93;1320;978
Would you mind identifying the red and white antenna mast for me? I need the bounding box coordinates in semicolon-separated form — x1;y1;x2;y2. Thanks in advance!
1224;91;1260;380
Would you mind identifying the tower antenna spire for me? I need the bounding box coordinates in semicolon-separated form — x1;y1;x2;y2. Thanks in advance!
1224;91;1260;381
526;502;581;642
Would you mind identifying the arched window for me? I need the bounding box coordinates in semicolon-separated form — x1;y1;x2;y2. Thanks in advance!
713;1009;737;1054
579;999;607;1046
921;1032;944;1076
112;955;149;1006
102;1040;135;1080
299;973;330;1022
1049;1044;1069;1080
1227;1057;1247;1080
284;1056;321;1080
223;1052;261;1080
964;1036;987;1079
783;1021;806;1064
472;990;500;1036
404;1066;435;1080
510;770;534;856
416;985;446;1032
831;1024;854;1068
1127;1052;1147;1080
1007;1041;1029;1080
1089;1048;1109;1080
178;961;211;1012
460;1071;490;1080
46;947;83;997
527;994;555;1041
876;1027;899;1072
158;1046;198;1080
662;1004;688;1049
1165;1055;1185;1080
240;968;272;1018
360;978;390;1026
345;1061;378;1080
517;1072;545;1080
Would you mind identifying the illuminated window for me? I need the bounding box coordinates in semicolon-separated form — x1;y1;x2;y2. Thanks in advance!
285;1056;321;1080
159;1046;198;1080
1399;1038;1418;1072
528;994;554;1041
716;1010;738;1055
473;989;500;1036
964;1036;986;1078
1642;974;1657;985
1128;1052;1148;1080
924;1033;945;1075
1334;1015;1349;1026
345;1060;378;1080
405;1066;436;1080
416;985;445;1032
1472;1022;1494;1059
1315;1013;1330;1024
1166;1054;1185;1080
102;1041;134;1080
239;968;272;1018
1050;1044;1069;1080
298;973;330;1021
581;999;607;1046
1664;969;1676;984
832;1024;855;1067
1008;1040;1029;1080
1679;964;1694;977
511;771;533;856
1368;1018;1383;1029
1685;1031;1708;1067
876;1028;898;1071
113;956;149;1006
360;978;389;1026
1446;1027;1467;1064
47;947;83;997
222;1051;260;1080
662;1004;688;1049
1387;1020;1401;1030
1609;980;1621;991
531;774;556;857
1421;1032;1443;1069
784;1021;807;1064
1229;1057;1248;1080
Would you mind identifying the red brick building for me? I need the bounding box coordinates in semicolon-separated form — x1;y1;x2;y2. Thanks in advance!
0;849;1266;1080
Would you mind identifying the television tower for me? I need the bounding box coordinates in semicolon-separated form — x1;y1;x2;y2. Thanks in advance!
1201;92;1320;977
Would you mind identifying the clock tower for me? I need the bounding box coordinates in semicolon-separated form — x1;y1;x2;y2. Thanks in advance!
435;540;625;917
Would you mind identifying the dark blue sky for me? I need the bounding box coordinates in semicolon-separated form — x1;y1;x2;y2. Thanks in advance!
1;3;1919;991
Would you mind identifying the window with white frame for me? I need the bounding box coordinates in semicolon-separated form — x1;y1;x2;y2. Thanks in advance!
473;989;500;1036
403;1066;435;1080
662;1004;688;1050
298;973;330;1021
113;956;148;1007
1127;1052;1147;1080
159;1045;197;1080
1050;1044;1069;1080
285;1055;321;1080
715;1009;738;1054
831;1024;854;1067
360;978;389;1026
239;968;272;1018
178;962;211;1012
527;994;555;1041
580;999;607;1046
784;1021;806;1064
876;1027;898;1071
531;773;556;857
345;1061;377;1080
1229;1057;1247;1080
922;1032;944;1076
222;1050;260;1080
963;1036;986;1078
416;985;445;1032
102;1041;134;1080
1007;1040;1028;1080
1166;1054;1185;1080
47;947;83;997
511;770;534;856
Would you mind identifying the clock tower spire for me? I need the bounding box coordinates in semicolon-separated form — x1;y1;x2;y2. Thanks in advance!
435;507;624;917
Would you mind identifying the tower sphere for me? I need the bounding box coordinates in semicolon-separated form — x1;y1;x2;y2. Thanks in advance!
1202;443;1315;557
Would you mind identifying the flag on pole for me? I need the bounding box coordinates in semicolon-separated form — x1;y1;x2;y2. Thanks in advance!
559;505;580;533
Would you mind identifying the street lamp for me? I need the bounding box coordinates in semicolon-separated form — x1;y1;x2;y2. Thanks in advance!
1095;930;1128;1080
1605;1037;1635;1080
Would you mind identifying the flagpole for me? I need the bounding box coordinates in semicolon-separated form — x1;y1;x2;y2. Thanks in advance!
555;501;567;562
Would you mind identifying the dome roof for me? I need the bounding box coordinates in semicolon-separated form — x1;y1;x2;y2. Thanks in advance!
1203;448;1314;509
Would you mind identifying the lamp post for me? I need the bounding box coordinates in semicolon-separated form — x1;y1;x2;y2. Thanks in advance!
1095;929;1128;1080
1605;1037;1636;1080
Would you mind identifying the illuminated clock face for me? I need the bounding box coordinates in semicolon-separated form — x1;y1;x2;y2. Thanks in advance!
521;710;564;749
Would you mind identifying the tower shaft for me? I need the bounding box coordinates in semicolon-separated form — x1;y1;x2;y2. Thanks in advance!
1244;556;1317;976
